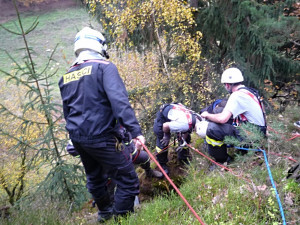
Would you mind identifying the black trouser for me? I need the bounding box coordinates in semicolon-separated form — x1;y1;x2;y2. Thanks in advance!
73;138;139;217
154;124;190;166
132;149;149;167
205;123;240;163
206;122;266;163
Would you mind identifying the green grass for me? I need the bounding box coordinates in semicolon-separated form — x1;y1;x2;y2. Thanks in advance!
1;134;299;224
0;6;102;84
4;152;297;225
0;4;299;225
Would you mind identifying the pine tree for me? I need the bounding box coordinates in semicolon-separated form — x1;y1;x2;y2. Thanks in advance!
195;0;299;89
0;0;88;207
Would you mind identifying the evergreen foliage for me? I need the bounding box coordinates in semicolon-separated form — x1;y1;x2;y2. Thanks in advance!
0;0;88;207
196;0;300;89
82;0;299;144
224;123;267;149
0;2;299;224
82;0;221;147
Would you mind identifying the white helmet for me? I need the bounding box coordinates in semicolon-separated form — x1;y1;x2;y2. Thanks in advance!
194;119;209;138
74;27;108;57
221;68;244;84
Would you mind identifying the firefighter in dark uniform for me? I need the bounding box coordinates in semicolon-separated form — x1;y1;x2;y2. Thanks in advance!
59;27;145;222
66;128;163;179
200;68;267;163
153;103;201;174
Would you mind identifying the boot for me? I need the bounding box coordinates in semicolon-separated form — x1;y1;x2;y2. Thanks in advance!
209;156;233;172
161;164;169;175
94;193;113;223
177;147;191;166
226;156;233;164
98;213;113;223
145;168;163;178
141;161;163;178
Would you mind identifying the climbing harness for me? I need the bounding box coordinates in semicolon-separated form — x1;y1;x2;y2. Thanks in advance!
160;103;196;131
237;87;267;127
171;104;194;130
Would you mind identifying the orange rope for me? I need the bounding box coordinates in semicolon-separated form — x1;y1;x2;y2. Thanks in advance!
268;126;300;141
138;141;206;225
154;144;170;156
268;152;298;163
287;134;300;141
186;144;252;184
267;126;299;162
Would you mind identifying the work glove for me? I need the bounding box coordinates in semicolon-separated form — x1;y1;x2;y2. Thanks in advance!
134;135;145;151
160;132;171;146
66;140;79;157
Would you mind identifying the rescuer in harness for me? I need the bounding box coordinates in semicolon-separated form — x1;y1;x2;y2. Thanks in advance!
200;67;267;163
59;27;145;222
153;103;202;174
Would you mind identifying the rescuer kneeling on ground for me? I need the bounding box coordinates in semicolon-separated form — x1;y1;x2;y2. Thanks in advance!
200;67;267;164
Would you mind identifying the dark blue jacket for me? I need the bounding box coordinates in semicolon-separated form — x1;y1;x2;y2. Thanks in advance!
153;104;172;135
59;59;142;143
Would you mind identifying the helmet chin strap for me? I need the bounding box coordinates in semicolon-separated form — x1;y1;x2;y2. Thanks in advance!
101;44;109;59
102;50;110;59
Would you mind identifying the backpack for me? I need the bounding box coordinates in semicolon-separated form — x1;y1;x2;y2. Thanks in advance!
238;87;267;126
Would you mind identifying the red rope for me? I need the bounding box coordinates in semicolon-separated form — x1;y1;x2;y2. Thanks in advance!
154;144;170;156
138;141;206;225
286;134;300;141
268;126;300;141
268;152;298;163
266;126;299;162
132;149;141;163
186;144;252;184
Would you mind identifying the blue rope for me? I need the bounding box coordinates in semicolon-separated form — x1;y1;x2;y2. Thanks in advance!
235;147;286;225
